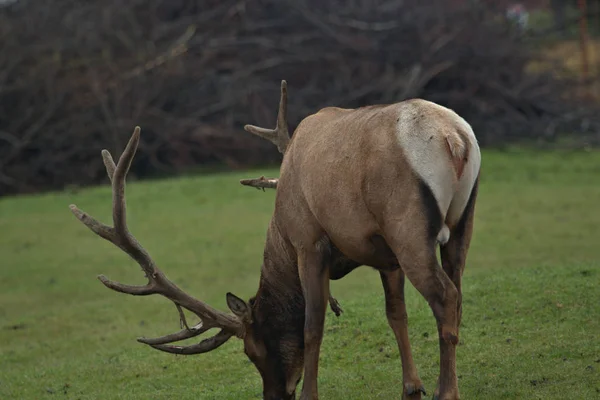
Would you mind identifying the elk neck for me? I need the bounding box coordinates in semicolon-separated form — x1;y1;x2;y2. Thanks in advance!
250;217;305;329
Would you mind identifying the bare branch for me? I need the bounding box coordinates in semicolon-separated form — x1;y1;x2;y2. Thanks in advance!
120;25;196;82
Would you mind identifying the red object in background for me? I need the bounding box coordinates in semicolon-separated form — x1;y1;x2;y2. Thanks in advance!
448;0;548;9
578;0;590;84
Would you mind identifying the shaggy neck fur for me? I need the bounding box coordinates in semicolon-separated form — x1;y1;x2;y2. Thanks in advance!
252;218;305;330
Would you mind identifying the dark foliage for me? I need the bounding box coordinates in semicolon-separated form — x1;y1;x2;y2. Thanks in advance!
0;0;598;196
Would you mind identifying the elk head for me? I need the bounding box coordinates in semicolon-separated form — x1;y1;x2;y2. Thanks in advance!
226;291;305;400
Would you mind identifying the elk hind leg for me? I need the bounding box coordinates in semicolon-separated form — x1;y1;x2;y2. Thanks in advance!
434;181;478;400
401;244;459;400
380;269;426;399
393;240;459;344
384;222;460;400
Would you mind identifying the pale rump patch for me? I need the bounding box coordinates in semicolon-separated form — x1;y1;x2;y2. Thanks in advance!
396;100;480;225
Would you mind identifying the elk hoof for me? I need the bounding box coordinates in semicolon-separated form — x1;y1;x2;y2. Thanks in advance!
404;382;426;399
432;391;459;400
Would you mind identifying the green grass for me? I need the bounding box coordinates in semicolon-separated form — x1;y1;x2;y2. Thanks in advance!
1;149;600;399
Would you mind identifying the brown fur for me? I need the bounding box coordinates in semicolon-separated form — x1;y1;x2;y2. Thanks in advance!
234;101;480;400
74;113;478;400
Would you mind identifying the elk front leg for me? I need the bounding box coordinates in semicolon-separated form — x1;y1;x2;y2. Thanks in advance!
380;269;425;399
298;249;329;400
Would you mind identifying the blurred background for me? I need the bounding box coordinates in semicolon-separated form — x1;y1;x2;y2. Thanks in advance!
2;3;600;399
1;0;600;197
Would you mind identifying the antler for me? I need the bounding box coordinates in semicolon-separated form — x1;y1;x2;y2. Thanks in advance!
239;176;279;190
244;80;290;154
239;80;290;191
69;126;242;355
241;82;344;317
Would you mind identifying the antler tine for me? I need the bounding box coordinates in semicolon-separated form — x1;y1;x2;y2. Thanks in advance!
144;329;234;355
244;80;290;154
239;82;345;316
70;126;243;355
102;150;116;183
240;80;290;190
239;176;278;190
137;321;211;345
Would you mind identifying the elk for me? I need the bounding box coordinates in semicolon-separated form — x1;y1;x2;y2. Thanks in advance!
70;81;480;400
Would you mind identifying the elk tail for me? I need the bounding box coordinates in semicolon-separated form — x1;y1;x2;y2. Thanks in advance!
439;128;471;245
445;128;470;181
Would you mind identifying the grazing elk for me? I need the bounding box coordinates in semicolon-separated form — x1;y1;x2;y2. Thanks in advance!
70;81;480;400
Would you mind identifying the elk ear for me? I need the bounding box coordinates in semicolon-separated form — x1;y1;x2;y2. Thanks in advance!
226;292;251;321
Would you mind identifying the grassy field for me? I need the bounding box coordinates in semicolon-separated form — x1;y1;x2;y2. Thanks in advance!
1;149;599;399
